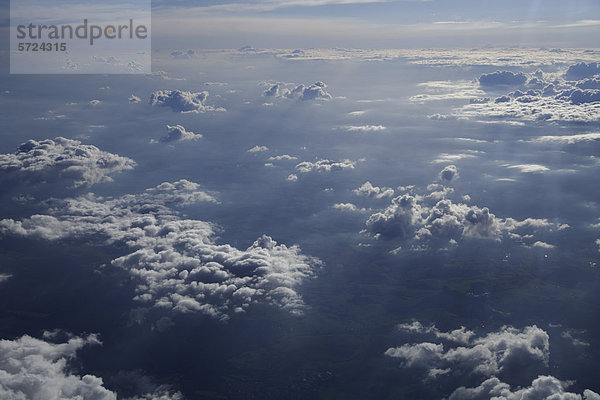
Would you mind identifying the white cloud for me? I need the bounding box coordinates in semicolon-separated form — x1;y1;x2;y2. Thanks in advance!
435;63;600;124
344;125;387;132
267;154;298;161
365;185;564;250
410;80;486;102
432;152;481;164
264;81;332;101
332;203;364;212
448;375;599;400
386;324;550;378
354;181;394;199
505;164;550;174
247;145;269;152
0;181;320;321
397;321;475;345
155;125;203;143
149;90;224;113
531;241;555;249
0;333;184;400
295;159;356;173
0;333;114;400
366;194;423;240
526;132;600;144
0;137;136;188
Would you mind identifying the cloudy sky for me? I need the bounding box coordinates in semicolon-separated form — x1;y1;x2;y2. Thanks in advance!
1;0;600;399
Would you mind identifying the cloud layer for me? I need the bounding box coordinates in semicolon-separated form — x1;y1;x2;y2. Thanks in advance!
0;180;320;321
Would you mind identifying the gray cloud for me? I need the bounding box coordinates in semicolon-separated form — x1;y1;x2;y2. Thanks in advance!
565;62;600;80
0;137;136;188
439;165;459;182
149;90;223;113
0;180;320;321
479;71;527;87
555;89;600;105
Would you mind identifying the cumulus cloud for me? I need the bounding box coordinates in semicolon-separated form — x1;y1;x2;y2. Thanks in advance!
267;154;298;161
353;181;394;199
386;323;549;378
388;321;600;398
364;182;564;250
264;81;332;101
344;125;387;132
0;333;184;400
0;181;320;321
397;321;474;345
439;165;459;182
295;159;356;173
434;63;600;123
479;71;527;87
565;62;600;80
149;90;223;113
0;333;113;399
448;375;599;400
247;145;269;152
366;195;423;240
0;137;136;188
154;125;203;143
332;203;364;212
